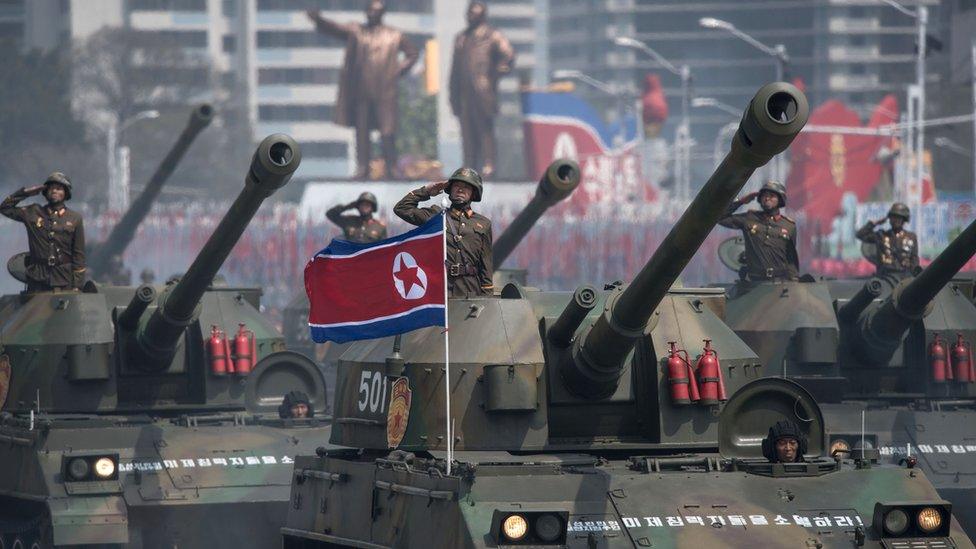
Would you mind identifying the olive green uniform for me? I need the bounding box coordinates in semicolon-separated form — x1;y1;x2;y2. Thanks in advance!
719;206;799;281
394;186;493;297
326;204;387;243
1;187;86;291
856;222;919;276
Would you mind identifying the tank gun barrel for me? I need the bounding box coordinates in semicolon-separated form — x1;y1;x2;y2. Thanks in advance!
134;134;301;364
492;159;581;268
90;104;214;275
561;83;810;398
851;216;976;364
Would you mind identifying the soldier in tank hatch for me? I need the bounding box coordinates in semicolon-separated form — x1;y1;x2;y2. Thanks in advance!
394;167;493;298
1;172;86;292
856;202;919;278
326;192;387;243
279;391;313;419
762;420;807;463
719;180;799;282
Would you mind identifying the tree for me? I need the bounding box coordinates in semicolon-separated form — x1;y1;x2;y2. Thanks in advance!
72;27;254;205
0;40;99;195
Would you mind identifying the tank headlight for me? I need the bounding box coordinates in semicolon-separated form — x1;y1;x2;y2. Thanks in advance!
67;457;90;480
917;507;943;533
883;509;909;535
534;514;563;543
94;457;116;478
829;439;851;456
502;514;528;541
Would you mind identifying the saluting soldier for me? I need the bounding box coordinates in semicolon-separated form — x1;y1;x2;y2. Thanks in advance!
1;172;86;292
856;202;919;277
326;192;387;243
719;180;799;282
394;167;493;298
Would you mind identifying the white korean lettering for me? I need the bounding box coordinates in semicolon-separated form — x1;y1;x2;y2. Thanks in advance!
180;459;195;468
792;516;811;527
728;515;746;526
773;515;791;525
685;516;704;526
935;445;950;453
666;516;684;527
707;516;726;526
952;445;967;454
813;517;832;527
834;517;853;527
163;459;178;469
245;456;260;465
644;517;663;527
262;456;277;464
197;459;212;467
917;444;933;453
212;458;228;466
622;517;641;528
749;515;768;526
281;456;294;464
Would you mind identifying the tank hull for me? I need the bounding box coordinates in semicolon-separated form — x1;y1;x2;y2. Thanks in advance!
283;451;972;548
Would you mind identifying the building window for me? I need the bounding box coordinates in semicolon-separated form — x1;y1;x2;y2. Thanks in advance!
148;30;208;48
301;141;349;158
258;0;433;12
258;104;335;121
492;17;534;30
259;67;340;84
257;30;335;48
222;35;236;53
222;0;237;17
129;0;207;10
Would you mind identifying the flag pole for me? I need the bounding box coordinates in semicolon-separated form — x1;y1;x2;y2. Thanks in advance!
441;208;452;475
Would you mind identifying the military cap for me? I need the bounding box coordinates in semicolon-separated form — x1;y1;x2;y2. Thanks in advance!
357;191;378;210
758;180;786;208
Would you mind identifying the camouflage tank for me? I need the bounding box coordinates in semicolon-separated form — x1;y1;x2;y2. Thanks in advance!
281;159;582;400
0;134;333;548
721;197;976;531
89;104;216;283
282;83;972;548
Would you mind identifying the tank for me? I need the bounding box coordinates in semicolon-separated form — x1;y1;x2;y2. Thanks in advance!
0;134;334;548
88;104;216;283
282;158;583;401
281;83;972;548
721;175;976;531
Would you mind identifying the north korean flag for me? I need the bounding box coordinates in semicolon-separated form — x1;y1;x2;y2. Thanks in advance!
305;214;445;343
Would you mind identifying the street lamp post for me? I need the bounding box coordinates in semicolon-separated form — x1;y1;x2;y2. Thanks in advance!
108;110;160;212
878;0;927;211
613;37;693;200
699;17;790;182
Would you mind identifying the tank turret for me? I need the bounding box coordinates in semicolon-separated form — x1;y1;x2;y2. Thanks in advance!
0;134;304;414
844;217;976;366
88;104;215;279
558;83;808;399
326;82;810;452
492;159;581;268
125;134;300;368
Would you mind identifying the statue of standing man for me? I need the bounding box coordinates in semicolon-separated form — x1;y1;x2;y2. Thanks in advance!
450;1;515;180
307;1;419;180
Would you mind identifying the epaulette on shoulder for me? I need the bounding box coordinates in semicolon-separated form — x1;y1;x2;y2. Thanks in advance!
781;215;796;224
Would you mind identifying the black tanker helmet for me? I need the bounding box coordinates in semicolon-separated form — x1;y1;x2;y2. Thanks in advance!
761;419;808;462
357;191;378;210
757;180;786;208
278;390;314;419
887;202;910;222
44;172;72;201
447;167;483;202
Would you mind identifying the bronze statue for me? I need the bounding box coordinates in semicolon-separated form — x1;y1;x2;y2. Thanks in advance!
449;1;515;180
307;1;419;179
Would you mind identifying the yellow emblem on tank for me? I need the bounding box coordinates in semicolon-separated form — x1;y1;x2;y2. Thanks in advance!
386;377;412;448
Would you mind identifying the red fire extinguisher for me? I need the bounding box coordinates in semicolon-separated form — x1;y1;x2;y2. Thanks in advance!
695;339;727;406
928;334;951;383
666;342;699;405
233;323;256;376
208;325;229;376
951;334;973;384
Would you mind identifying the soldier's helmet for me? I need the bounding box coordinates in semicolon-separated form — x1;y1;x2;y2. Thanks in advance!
888;202;910;221
447;167;483;202
757;180;786;208
278;390;314;419
44;172;73;200
357;192;378;210
761;419;807;462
